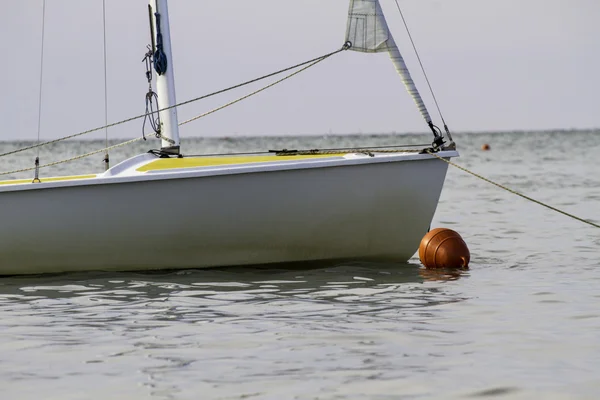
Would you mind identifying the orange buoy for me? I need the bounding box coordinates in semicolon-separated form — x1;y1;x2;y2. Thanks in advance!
481;144;490;151
419;228;470;269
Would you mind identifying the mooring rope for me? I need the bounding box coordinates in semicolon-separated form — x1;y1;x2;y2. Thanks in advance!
427;150;600;230
5;144;597;232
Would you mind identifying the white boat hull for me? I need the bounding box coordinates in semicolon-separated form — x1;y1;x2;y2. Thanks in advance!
0;151;456;275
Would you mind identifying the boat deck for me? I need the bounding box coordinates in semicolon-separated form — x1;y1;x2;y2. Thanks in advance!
137;154;346;172
0;174;97;186
0;153;351;186
0;150;448;191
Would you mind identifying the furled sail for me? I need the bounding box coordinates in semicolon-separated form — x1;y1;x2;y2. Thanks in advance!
345;0;432;125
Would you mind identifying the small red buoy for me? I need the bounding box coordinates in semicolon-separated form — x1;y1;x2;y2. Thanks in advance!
419;228;470;269
481;144;490;151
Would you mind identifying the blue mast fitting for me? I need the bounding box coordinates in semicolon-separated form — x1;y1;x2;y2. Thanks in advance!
153;12;168;75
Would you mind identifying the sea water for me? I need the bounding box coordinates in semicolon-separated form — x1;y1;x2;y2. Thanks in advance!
0;130;599;399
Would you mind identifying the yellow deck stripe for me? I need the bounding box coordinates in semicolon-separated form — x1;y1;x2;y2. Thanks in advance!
137;154;347;172
0;174;97;186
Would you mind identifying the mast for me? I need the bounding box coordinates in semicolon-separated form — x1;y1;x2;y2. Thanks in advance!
149;0;180;154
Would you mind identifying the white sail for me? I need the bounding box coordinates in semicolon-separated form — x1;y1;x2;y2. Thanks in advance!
345;0;432;124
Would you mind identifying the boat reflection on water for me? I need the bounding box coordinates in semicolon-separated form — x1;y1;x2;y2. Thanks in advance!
0;261;471;397
419;267;469;282
0;261;468;313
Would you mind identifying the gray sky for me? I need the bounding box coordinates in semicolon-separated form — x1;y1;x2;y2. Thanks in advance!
2;0;599;140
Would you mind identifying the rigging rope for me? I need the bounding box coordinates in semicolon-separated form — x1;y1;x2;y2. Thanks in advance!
179;50;337;126
0;45;350;177
272;148;422;156
142;48;162;139
183;143;430;158
0;137;153;178
35;0;46;155
427;150;600;230
102;0;110;170
393;0;452;140
0;46;348;159
35;0;47;179
0;143;422;178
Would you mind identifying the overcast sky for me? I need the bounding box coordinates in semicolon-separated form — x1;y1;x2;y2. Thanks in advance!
2;0;599;141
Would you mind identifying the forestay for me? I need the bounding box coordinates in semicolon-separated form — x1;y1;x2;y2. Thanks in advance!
345;0;432;125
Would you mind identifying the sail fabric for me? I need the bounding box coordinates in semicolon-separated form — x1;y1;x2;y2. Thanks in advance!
345;0;432;124
345;0;392;53
386;36;432;124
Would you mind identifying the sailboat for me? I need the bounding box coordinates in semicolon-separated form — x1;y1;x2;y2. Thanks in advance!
0;0;458;276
